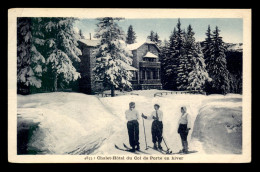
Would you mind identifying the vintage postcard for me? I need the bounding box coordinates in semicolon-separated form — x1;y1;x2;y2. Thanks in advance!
8;8;251;163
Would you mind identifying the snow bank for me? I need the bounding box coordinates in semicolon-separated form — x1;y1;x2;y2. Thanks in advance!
17;92;116;154
192;103;242;154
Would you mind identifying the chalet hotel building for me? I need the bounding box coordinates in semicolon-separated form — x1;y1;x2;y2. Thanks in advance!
77;39;162;94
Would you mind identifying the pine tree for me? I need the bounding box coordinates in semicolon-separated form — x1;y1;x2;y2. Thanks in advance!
202;25;214;71
126;25;136;44
185;25;211;92
173;19;188;90
154;32;162;46
159;39;170;89
161;28;177;90
205;26;230;94
175;24;194;90
41;18;82;92
17;18;46;93
187;43;211;91
93;17;133;97
147;30;155;42
17;17;82;93
79;29;85;39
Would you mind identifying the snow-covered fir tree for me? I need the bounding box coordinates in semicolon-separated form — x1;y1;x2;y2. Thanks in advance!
159;39;170;89
126;25;137;44
185;25;211;91
17;18;82;93
160;28;177;89
93;17;133;97
202;25;214;71
175;24;195;90
187;43;211;91
17;18;46;92
173;19;188;90
41;18;82;92
205;26;230;94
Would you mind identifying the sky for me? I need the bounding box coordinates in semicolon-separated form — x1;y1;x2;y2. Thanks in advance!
74;18;243;44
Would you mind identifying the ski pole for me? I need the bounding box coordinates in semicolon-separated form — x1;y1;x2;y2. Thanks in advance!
156;122;172;154
162;136;172;153
142;113;148;150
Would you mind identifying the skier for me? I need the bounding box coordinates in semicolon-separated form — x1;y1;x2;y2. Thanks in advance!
125;102;140;152
142;104;163;150
178;106;192;154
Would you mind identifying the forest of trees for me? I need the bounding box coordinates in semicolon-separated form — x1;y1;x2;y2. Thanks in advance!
17;17;242;95
159;19;242;94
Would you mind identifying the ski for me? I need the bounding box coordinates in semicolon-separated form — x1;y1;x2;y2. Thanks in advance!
123;143;149;155
147;146;169;154
176;150;198;155
114;145;139;154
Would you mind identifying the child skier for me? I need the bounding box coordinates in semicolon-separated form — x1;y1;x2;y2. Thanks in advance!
178;106;191;153
125;102;140;152
142;104;163;150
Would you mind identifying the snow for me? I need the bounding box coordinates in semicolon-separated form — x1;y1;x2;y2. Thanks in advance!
120;61;138;71
17;91;242;155
126;40;159;51
226;43;243;52
79;39;100;47
18;92;115;154
126;42;144;50
192;104;242;154
143;52;158;58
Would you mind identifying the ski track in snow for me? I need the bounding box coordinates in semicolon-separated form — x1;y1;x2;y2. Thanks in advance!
17;91;242;155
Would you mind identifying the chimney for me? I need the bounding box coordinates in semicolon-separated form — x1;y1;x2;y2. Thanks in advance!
89;33;91;40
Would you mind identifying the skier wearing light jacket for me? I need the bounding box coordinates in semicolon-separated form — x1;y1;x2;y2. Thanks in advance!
178;106;192;153
142;104;163;150
125;102;140;152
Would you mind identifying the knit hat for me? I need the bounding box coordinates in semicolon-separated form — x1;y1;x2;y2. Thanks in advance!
129;102;135;107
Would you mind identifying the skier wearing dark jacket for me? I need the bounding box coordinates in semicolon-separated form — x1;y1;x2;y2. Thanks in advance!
142;104;163;150
125;102;140;152
178;106;191;153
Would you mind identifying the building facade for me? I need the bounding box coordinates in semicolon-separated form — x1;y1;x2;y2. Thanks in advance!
127;41;162;90
77;39;162;94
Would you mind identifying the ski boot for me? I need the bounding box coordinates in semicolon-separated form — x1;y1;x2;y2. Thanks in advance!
153;143;158;150
129;146;136;152
158;143;162;150
183;141;188;154
136;144;140;151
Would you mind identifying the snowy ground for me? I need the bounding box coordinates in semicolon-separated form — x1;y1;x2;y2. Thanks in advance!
17;90;242;155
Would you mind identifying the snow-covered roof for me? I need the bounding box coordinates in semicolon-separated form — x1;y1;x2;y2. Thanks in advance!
143;52;158;58
121;62;138;71
79;39;100;47
127;42;144;50
226;43;243;52
127;40;160;51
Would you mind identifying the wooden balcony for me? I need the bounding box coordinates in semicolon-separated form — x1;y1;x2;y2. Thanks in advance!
139;61;161;68
140;79;161;84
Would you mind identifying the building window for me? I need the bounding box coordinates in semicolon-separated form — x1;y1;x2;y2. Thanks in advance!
142;70;145;80
153;70;157;79
147;71;151;80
